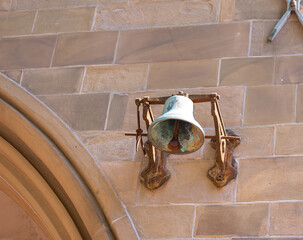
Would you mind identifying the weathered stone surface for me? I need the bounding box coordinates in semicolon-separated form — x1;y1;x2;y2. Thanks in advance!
250;19;303;56
100;162;139;204
148;59;219;89
275;56;303;84
53;31;118;67
34;8;95;34
276;124;303;155
39;93;109;130
0;36;56;70
0;190;49;240
0;11;35;36
195;204;268;236
124;87;244;130
244;85;295;125
220;0;234;22
83;64;148;93
232;239;268;240
106;94;128;130
271;202;303;235
0;0;11;11
233;239;300;240
220;57;274;86
220;0;285;22
238;157;303;201
129;205;194;238
22;67;84;95
231;126;274;158
111;216;139;240
11;0;126;10
116;22;250;63
297;85;303;122
138;160;235;204
1;70;22;83
77;131;135;161
95;0;220;30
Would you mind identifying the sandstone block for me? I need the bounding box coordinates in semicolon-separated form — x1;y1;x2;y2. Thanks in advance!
148;59;219;89
1;70;22;83
22;67;84;95
233;239;300;240
106;94;128;130
275;56;303;84
244;85;295;125
0;0;10;11
251;20;303;56
11;0;126;10
83;64;148;93
138;160;235;204
0;11;35;36
39;93;109;130
34;8;95;34
53;31;118;67
116;23;250;63
271;202;303;235
129;205;194;238
297;84;303;122
111;216;139;240
0;36;56;70
232;239;268;240
0;190;49;240
100;162;140;204
77;131;135;162
276;124;303;155
238;157;303;201
231;126;274;158
220;57;274;86
95;0;219;30
195;204;269;236
220;0;285;22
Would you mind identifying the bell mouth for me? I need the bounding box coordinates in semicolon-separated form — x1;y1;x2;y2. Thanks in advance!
147;116;205;154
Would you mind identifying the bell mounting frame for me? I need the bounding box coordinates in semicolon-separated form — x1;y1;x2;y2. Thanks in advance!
125;92;241;190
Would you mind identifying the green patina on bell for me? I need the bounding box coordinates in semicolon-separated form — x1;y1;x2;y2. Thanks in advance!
147;95;205;154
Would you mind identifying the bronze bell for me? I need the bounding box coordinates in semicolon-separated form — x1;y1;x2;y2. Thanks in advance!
147;95;205;154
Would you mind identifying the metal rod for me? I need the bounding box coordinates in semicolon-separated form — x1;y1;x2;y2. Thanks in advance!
125;133;240;140
139;93;219;105
268;0;303;41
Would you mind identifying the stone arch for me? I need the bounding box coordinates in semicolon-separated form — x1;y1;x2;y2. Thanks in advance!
0;74;139;240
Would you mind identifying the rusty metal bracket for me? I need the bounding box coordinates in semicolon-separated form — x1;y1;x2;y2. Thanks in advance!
136;97;170;190
125;92;240;190
268;0;303;41
207;99;240;187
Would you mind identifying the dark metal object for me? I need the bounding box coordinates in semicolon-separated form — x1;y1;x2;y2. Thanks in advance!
125;92;240;190
140;141;170;190
268;0;303;41
208;129;240;188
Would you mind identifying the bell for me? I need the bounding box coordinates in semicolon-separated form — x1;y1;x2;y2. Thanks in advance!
148;95;205;154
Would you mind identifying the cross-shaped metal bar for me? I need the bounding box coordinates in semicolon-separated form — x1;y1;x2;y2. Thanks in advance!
268;0;303;41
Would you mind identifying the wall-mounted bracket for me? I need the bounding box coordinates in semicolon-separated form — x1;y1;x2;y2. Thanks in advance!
125;92;240;190
208;129;240;188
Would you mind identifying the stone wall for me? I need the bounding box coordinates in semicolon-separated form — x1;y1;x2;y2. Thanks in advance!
1;0;303;239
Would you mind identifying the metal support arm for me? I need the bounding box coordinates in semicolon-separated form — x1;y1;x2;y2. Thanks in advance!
269;0;303;41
